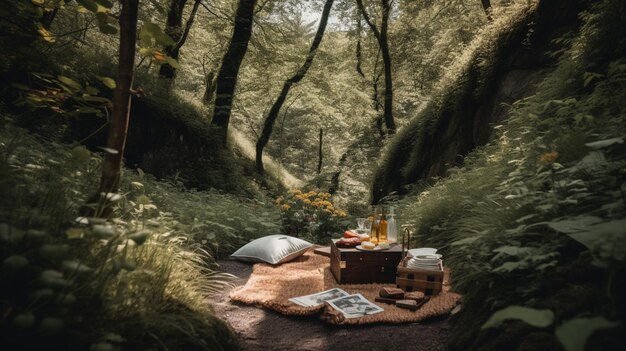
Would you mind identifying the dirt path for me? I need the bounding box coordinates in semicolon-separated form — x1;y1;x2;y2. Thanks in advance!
212;259;451;351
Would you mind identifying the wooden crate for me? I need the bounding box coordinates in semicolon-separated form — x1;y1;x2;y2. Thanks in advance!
330;239;403;284
396;257;444;296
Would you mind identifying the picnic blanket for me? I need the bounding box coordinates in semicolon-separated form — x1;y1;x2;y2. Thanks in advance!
229;249;461;325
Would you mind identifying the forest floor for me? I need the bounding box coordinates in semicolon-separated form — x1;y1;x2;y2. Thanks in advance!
212;259;451;351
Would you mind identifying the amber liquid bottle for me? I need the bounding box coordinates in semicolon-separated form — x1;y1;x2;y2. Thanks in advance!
379;206;388;242
370;206;380;244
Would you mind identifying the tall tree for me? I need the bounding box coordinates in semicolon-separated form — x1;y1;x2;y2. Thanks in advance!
210;0;257;145
356;0;396;134
97;0;139;197
158;0;202;82
255;0;335;173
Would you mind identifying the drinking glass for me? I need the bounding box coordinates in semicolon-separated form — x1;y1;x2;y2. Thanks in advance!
356;218;367;233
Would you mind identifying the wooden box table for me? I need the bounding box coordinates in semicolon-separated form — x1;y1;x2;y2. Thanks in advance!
330;239;403;284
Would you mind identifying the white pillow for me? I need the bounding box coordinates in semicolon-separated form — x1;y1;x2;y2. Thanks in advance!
230;235;313;265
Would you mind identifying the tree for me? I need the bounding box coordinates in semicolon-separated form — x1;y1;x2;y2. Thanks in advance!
159;0;202;83
97;0;139;198
481;0;493;21
254;0;335;173
210;0;257;145
356;0;396;134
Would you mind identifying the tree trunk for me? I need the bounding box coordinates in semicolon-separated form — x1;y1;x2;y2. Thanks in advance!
97;0;139;198
317;128;323;174
481;0;493;21
210;0;257;145
355;16;365;78
202;69;217;104
159;0;188;80
356;0;396;134
255;0;335;173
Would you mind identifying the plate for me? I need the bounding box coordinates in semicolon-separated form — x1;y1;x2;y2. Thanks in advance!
407;248;438;257
355;245;388;251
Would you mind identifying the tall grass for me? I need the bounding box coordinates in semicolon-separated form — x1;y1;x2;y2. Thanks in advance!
0;115;243;350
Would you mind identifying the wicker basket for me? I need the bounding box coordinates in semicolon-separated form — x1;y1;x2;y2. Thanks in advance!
396;228;444;296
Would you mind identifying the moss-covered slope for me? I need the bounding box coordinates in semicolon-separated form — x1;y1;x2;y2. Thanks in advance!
373;0;586;202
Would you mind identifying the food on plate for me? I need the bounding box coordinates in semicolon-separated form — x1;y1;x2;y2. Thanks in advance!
336;237;360;248
359;234;370;242
343;230;359;239
361;241;376;250
378;241;390;250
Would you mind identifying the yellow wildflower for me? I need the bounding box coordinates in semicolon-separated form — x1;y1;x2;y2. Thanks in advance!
324;209;333;214
290;189;302;195
539;151;559;164
303;199;312;205
275;197;283;205
281;204;291;211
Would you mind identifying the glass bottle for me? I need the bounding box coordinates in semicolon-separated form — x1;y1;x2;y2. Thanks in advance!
369;206;381;244
379;206;388;242
387;206;398;243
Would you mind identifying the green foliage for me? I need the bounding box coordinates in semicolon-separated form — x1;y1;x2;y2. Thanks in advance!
482;306;555;329
555;317;619;351
0;119;240;350
275;188;350;244
123;169;282;257
395;0;626;349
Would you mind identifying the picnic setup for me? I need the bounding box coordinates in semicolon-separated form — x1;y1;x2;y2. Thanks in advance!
228;206;461;325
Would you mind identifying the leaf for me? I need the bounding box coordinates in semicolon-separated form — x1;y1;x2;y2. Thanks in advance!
76;0;99;12
547;216;603;234
482;306;554;329
93;0;113;8
85;86;100;95
451;236;480;246
97;146;119;154
65;228;85;239
164;56;180;69
71;145;91;161
141;22;175;47
584;137;624;150
568;219;626;251
76;107;101;114
37;24;55;43
556;317;618;351
96;75;116;89
98;22;118;35
152;50;166;62
493;246;532;256
58;75;82;91
493;260;528;273
128;230;151;245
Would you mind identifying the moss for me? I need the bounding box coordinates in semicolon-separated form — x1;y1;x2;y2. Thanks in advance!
373;0;587;203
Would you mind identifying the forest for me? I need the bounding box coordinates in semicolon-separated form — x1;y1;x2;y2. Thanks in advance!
0;0;624;350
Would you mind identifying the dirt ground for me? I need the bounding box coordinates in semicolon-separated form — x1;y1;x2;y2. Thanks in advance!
212;259;452;351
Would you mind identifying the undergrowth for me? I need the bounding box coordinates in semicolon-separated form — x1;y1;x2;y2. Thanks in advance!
396;1;626;350
0;112;282;349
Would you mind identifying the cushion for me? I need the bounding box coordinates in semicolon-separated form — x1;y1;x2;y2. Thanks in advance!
230;235;313;265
